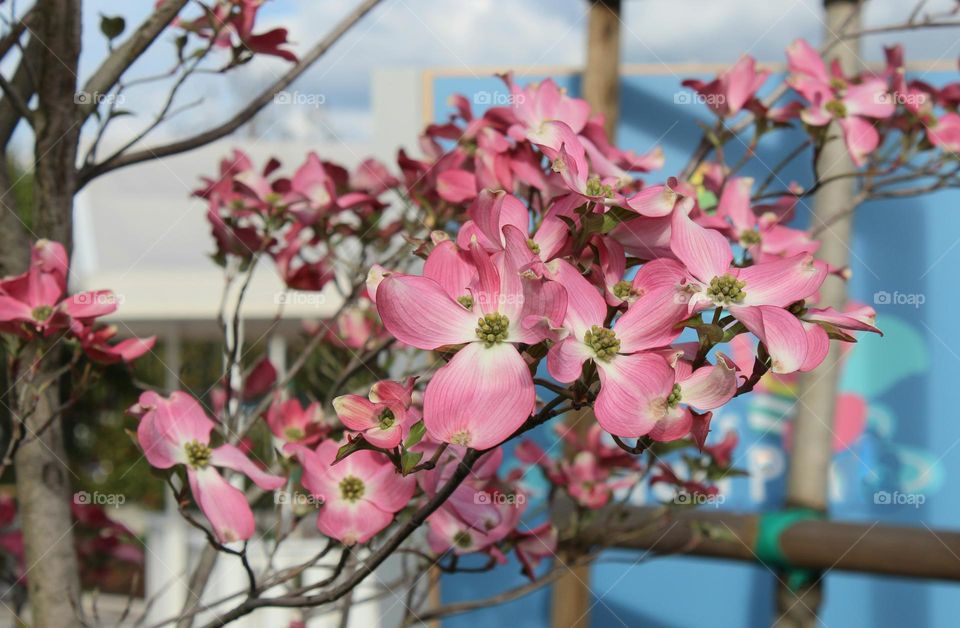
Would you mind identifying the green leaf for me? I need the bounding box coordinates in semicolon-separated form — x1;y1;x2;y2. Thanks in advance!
403;420;426;449
334;437;374;464
100;14;126;40
400;450;424;475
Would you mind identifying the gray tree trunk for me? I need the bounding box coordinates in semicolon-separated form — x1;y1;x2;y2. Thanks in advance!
12;1;84;626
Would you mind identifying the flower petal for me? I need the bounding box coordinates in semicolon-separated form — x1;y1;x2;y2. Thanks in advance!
376;274;477;349
616;286;689;353
729;305;808;374
317;498;392;545
188;467;255;543
333;395;380;431
594;353;674;438
423;342;535;449
210;443;286;490
547;336;593;383
552;259;605;337
679;360;737;410
670;205;732;283
738;254;826;307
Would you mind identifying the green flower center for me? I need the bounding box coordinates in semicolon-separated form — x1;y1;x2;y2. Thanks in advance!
476;312;509;346
31;305;53;321
284;427;305;441
584;325;620;361
829;77;846;91
526;238;541;255
613;280;638;301
666;383;682;408
585;176;614;198
707;274;746;305
740;229;762;246
825;99;847;118
453;530;473;548
339;475;365;503
184;440;212;469
457;294;474;309
378;409;395;430
450;430;471;446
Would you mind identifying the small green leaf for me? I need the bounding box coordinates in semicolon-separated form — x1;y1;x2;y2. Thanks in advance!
334;437;373;464
400;450;424;475
403;420;427;449
100;14;126;40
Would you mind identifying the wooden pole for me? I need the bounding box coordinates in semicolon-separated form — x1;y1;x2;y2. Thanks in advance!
582;0;622;141
550;5;624;626
777;1;862;625
551;409;596;628
575;506;960;582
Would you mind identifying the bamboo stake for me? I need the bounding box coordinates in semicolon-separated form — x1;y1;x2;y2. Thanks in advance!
777;1;863;625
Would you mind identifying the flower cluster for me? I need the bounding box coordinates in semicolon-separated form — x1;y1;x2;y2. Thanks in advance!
0;240;155;364
127;44;925;578
369;72;879;454
196;150;401;292
168;0;298;63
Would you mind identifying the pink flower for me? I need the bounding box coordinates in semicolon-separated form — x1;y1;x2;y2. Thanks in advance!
514;523;558;580
502;75;591;147
289;440;415;545
334;378;418;448
70;322;156;364
787;39;895;166
266;397;328;445
545;258;693;437
0;241;154;357
376;239;565;449
682;55;770;117
927;112;960;152
669;206;829;374
601;352;737;443
715;177;817;262
130;391;285;543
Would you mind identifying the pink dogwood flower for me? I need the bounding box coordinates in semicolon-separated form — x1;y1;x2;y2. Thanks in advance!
289;439;415;545
377;240;565;449
715;176;817;261
514;522;558;580
334;378;418;448
682;55;770;117
545;259;695;438
266;397;328;445
130;391;286;543
669;207;829;374
787;39;895;166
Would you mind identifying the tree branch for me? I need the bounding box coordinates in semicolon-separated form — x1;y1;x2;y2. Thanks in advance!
78;0;384;186
77;0;189;119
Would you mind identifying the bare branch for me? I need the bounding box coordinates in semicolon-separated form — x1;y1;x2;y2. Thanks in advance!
78;0;384;186
77;0;190;119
